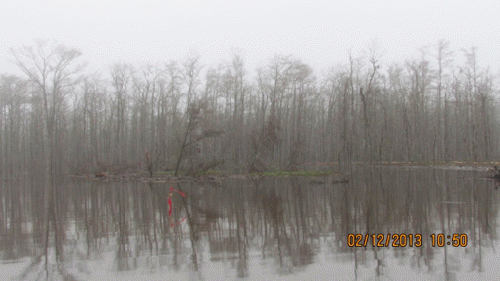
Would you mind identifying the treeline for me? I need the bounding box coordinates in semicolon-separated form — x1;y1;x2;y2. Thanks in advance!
0;40;498;176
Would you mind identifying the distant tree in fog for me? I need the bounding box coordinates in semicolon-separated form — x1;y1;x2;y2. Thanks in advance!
0;75;28;177
11;40;85;174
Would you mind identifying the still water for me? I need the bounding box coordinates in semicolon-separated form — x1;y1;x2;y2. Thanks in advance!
1;166;499;280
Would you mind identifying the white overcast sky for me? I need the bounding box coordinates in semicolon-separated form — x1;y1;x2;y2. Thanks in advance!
1;0;499;77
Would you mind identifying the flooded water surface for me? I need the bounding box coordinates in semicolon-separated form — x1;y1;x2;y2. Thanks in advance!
1;166;500;280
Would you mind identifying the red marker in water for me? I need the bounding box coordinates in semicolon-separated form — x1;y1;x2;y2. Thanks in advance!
168;187;186;226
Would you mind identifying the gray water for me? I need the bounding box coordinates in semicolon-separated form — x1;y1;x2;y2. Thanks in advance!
1;166;499;280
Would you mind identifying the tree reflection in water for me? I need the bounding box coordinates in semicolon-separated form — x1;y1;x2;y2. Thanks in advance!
0;167;499;280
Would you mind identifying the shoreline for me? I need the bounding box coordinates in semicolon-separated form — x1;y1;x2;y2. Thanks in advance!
69;161;500;182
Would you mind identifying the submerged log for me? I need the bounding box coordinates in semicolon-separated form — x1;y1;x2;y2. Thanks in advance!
486;166;500;189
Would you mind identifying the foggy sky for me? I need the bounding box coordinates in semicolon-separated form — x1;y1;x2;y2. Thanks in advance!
1;0;499;76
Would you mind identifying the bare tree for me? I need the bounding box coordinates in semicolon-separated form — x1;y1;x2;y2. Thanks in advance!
182;56;202;106
11;40;85;174
433;40;453;161
0;75;28;177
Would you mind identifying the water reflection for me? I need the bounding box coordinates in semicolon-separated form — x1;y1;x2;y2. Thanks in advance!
1;167;499;280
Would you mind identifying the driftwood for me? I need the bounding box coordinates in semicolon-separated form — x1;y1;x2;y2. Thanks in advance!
95;173;107;178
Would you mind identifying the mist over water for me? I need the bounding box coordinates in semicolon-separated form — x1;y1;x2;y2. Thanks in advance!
1;166;498;280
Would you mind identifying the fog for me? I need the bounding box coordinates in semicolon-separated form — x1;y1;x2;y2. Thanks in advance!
1;0;499;76
2;1;500;280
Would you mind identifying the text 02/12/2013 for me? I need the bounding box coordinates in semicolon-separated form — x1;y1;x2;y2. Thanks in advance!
347;233;468;247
